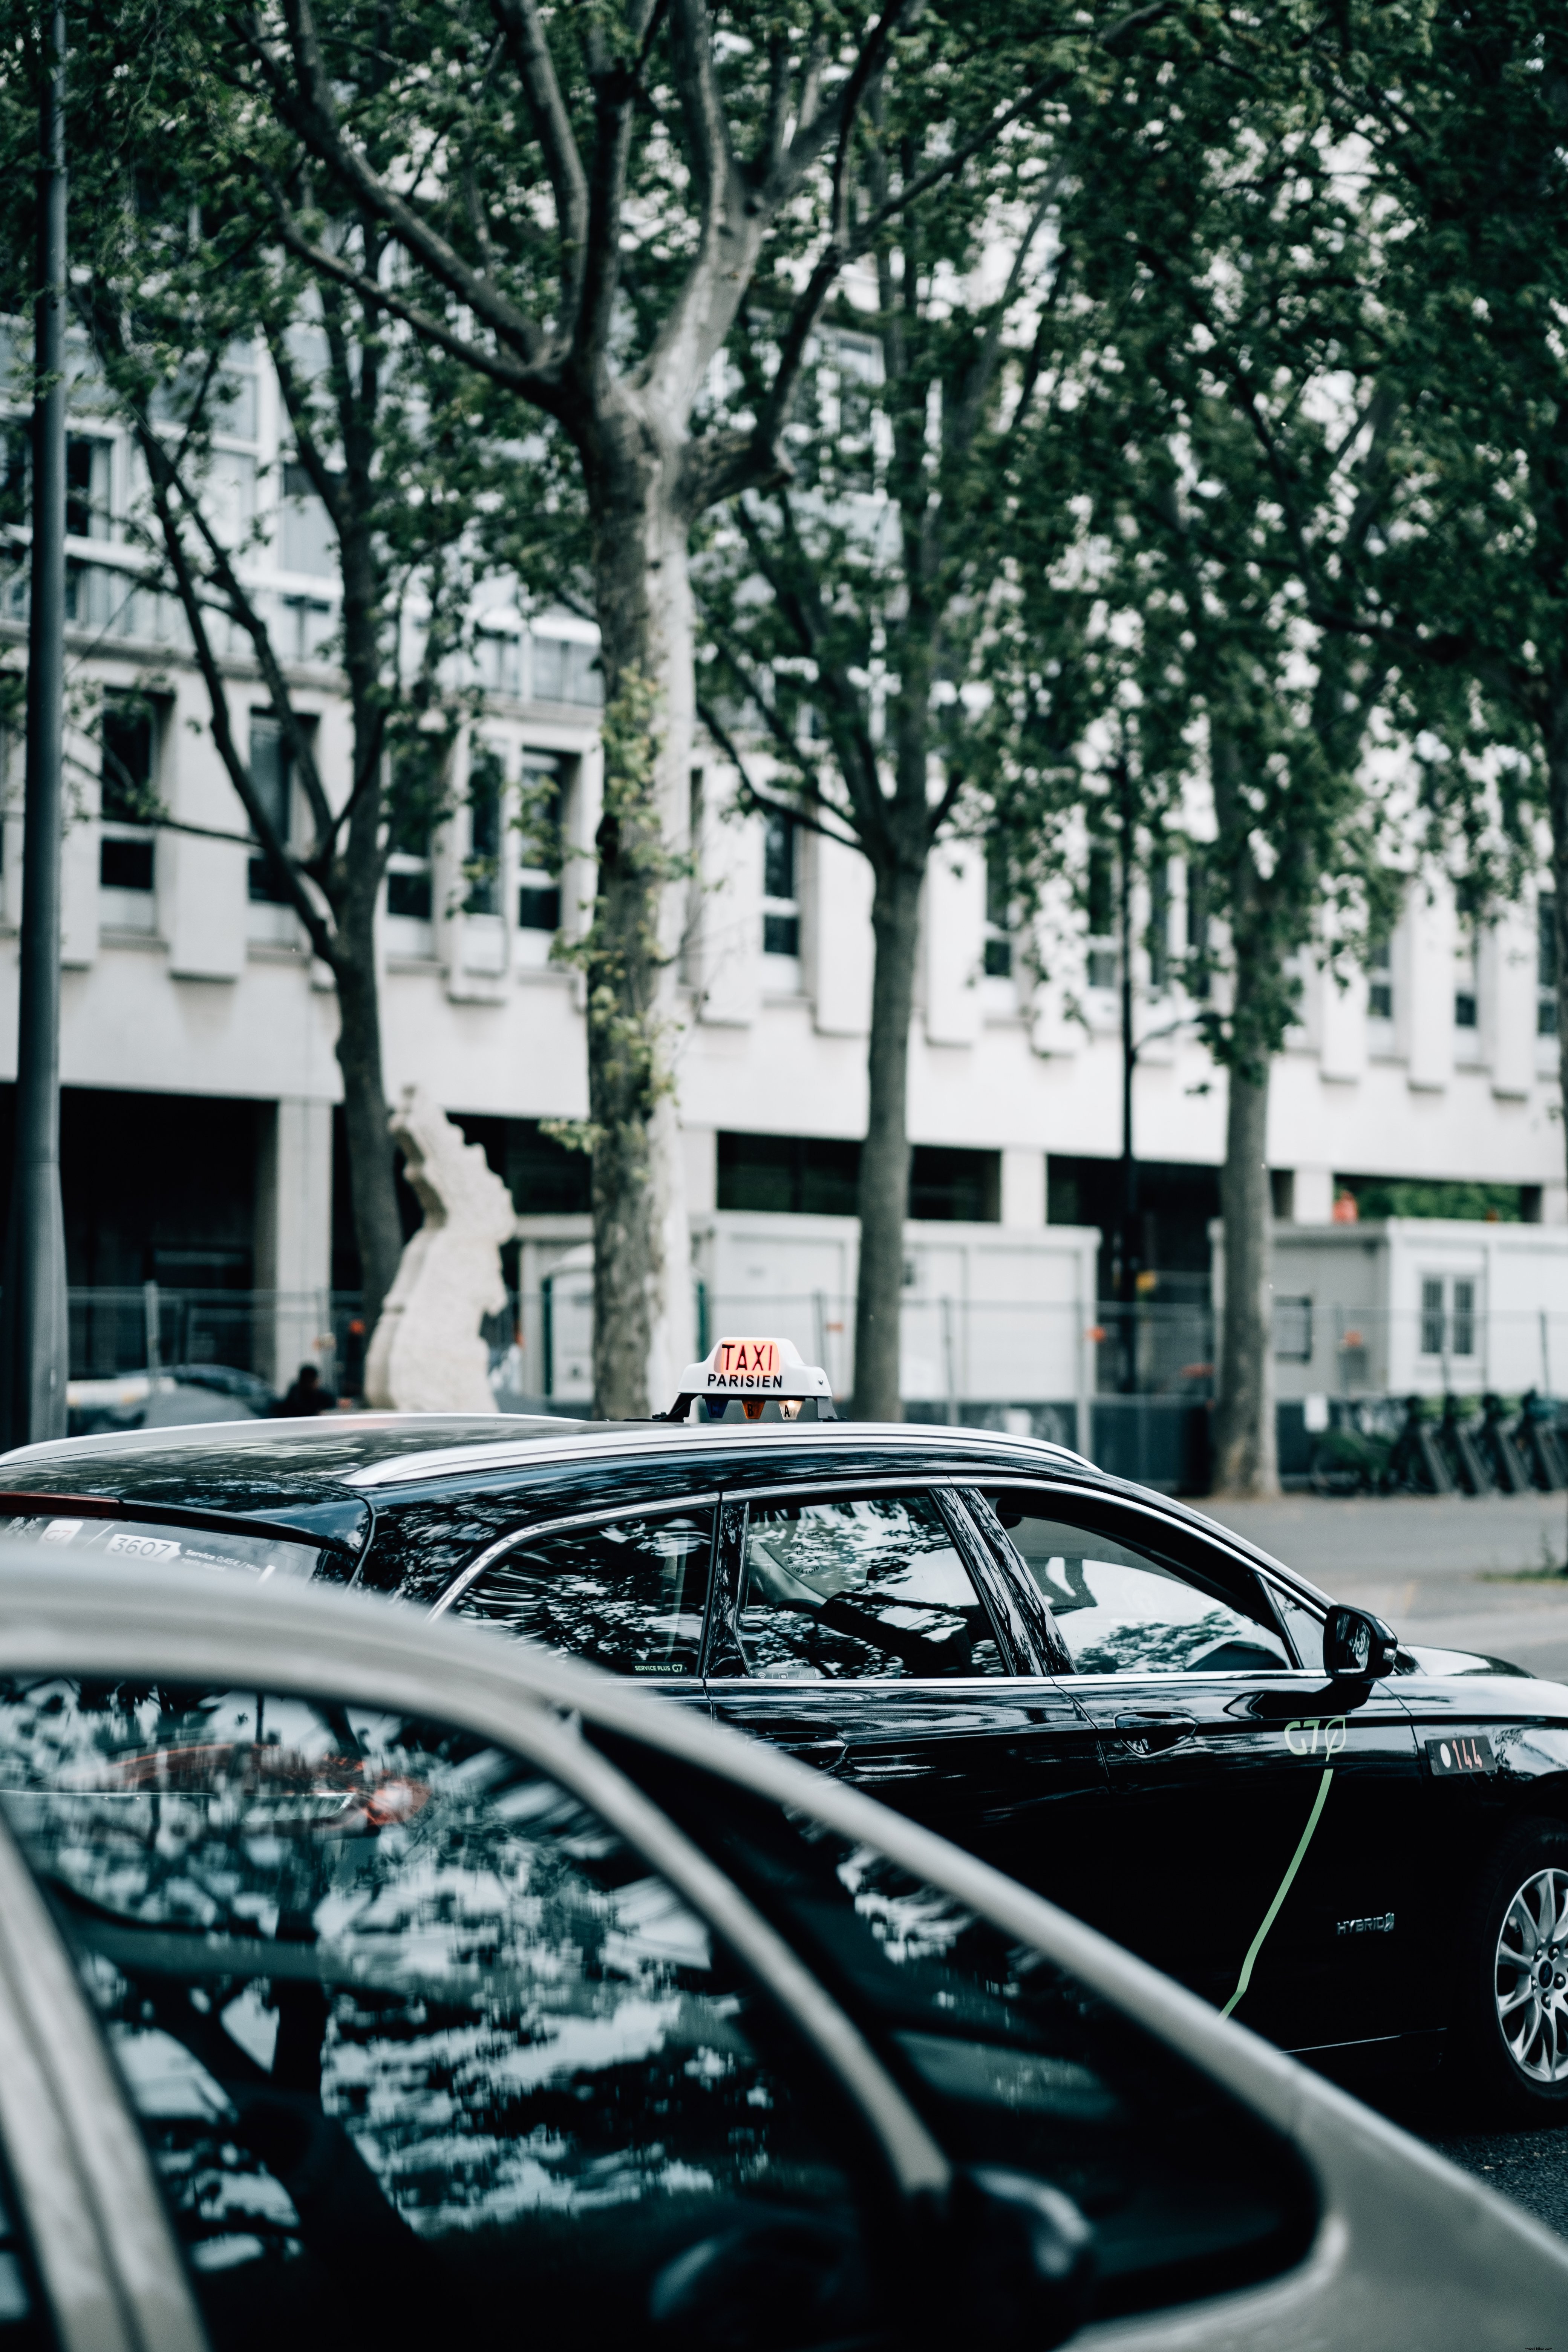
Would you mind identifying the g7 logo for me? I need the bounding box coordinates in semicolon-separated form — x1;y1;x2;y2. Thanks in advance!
1285;1717;1347;1757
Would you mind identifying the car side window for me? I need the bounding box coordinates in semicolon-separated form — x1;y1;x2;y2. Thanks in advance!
449;1508;712;1675
988;1499;1290;1676
0;1679;874;2351
737;1492;1006;1680
1268;1583;1326;1673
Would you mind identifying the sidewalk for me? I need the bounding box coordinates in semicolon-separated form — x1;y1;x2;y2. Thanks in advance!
1195;1491;1568;1684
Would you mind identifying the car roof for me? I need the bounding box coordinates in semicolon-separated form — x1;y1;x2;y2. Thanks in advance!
0;1409;1343;1604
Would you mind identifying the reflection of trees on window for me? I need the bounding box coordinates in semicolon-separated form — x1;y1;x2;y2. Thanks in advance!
739;1494;1004;1679
1007;1523;1287;1675
0;1677;865;2343
517;752;567;934
455;1511;713;1673
386;734;448;923
464;744;505;914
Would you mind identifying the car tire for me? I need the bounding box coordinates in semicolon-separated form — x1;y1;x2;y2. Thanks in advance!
1455;1816;1568;2117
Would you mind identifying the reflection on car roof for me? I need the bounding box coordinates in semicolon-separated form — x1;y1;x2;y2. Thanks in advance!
0;1411;600;1481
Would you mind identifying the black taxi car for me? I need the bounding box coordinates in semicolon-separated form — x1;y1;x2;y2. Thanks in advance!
2;1333;1566;2118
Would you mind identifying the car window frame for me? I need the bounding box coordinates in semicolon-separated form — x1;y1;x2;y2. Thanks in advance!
705;1479;1026;1683
968;1482;1302;1680
0;1807;206;2352
426;1491;722;1680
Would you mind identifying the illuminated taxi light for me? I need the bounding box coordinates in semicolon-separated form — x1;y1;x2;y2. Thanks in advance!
664;1335;836;1423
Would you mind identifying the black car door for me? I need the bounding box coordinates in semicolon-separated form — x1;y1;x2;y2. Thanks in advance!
702;1478;1108;1871
969;1482;1425;2054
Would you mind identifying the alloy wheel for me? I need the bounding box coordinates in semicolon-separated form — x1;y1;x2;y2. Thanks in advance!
1494;1866;1568;2083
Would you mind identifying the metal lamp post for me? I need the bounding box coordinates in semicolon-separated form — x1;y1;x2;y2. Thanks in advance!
0;2;70;1449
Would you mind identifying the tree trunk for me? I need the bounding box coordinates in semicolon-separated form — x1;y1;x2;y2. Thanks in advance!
585;419;695;1419
327;501;406;1356
331;926;403;1352
1212;1061;1278;1495
1548;686;1568;1190
851;858;923;1420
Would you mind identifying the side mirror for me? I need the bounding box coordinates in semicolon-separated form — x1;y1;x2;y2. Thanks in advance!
939;2165;1096;2350
1324;1605;1398;1680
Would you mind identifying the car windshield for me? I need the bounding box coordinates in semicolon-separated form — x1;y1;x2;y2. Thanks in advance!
614;1743;1317;2322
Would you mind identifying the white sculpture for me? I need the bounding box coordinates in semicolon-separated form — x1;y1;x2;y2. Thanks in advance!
364;1086;516;1413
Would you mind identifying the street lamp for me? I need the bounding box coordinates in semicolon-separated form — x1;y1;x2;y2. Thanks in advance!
0;2;70;1449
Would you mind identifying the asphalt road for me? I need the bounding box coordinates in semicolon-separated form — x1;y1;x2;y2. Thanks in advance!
1198;1488;1568;2237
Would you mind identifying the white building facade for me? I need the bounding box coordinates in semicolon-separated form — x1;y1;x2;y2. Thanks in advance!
3;340;1565;1401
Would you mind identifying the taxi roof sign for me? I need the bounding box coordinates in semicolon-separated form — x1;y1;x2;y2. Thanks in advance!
665;1336;836;1423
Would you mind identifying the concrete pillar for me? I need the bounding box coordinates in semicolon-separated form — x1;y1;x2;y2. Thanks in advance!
682;1125;718;1215
253;1097;334;1391
1292;1167;1335;1225
1000;1147;1046;1227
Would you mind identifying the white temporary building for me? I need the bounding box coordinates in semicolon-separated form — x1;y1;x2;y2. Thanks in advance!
1264;1219;1568;1405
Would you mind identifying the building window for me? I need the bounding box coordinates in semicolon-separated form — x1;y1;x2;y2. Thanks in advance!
983;854;1013;979
65;435;110;542
383;733;446;938
1148;857;1170;994
280;460;336;577
465;744;505;916
1273;1297;1313;1362
517;751;567;952
1453;931;1479;1033
476;624;522;699
101;697;155;826
1369;927;1393;1022
763;811;800;960
1539;894;1558;1037
716;1132;1001;1222
1420;1274;1477;1358
99;694;157;918
1086;846;1116;991
1420;1276;1443;1355
1184;861;1210;997
530;632;603;707
247;715;294;903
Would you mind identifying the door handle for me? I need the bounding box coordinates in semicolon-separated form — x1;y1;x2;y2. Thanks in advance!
1113;1712;1196;1755
715;1716;847;1771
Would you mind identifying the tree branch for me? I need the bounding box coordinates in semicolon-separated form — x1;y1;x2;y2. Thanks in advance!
488;0;589;325
242;0;556;368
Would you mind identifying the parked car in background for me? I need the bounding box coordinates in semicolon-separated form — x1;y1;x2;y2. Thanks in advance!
6;1334;1568;2119
0;1559;1560;2352
66;1363;275;1438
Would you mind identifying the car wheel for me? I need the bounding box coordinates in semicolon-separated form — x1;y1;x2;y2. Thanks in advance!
1457;1818;1568;2115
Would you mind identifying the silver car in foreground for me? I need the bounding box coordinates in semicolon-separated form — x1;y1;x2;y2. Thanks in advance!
0;1557;1561;2352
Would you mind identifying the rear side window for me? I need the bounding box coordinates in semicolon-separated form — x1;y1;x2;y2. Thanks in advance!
449;1509;713;1675
0;1512;321;1583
